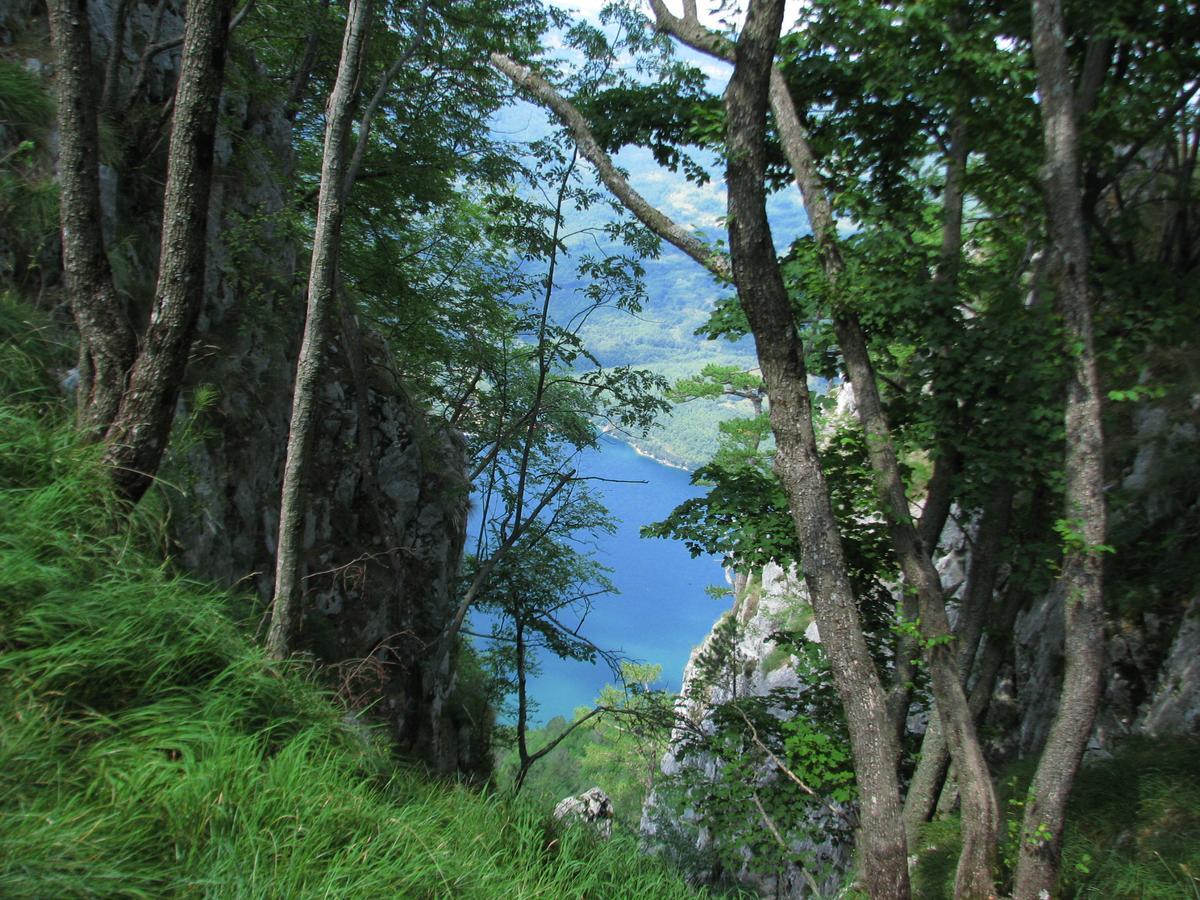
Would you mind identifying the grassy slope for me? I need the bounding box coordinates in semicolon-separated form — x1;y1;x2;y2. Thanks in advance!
0;298;703;898
910;738;1200;898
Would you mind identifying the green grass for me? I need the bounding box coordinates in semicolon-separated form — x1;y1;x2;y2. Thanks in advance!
0;309;705;897
910;738;1200;898
0;57;54;127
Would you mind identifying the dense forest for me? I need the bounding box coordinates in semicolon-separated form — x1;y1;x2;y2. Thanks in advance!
1;0;1197;896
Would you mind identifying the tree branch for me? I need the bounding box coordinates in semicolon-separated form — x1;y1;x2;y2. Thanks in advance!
489;52;730;281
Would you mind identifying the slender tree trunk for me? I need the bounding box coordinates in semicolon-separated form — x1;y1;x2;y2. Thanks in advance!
99;0;133;117
888;117;970;746
1015;1;1109;894
903;482;1013;844
266;0;374;659
286;0;332;120
638;6;999;890
100;0;236;504
769;30;1002;898
495;35;911;896
514;617;531;788
725;2;909;895
837;317;1000;898
47;0;136;433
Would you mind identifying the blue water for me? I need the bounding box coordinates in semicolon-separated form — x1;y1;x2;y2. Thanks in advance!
469;436;730;724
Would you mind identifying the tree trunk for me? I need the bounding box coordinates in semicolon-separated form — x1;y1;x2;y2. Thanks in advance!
514;617;531;790
266;0;374;659
639;6;999;889
768;27;1002;898
889;117;970;746
836;317;1000;898
47;0;136;434
100;0;235;504
903;482;1014;844
725;2;910;895
1015;1;1109;894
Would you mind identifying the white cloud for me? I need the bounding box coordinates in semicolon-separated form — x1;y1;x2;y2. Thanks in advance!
663;179;726;225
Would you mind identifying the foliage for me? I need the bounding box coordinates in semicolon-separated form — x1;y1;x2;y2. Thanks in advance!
645;410;896;640
0;59;58;287
499;662;675;830
0;57;53;125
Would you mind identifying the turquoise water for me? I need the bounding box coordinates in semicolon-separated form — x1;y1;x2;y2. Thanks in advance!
470;435;730;723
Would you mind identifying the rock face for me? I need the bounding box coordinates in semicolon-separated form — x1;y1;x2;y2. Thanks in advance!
4;0;483;775
641;563;852;899
555;787;616;839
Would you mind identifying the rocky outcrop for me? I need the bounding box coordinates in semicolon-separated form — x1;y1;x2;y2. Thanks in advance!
999;389;1200;763
555;787;616;839
4;0;483;775
641;563;851;898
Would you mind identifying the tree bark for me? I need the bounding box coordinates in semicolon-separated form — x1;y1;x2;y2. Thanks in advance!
495;33;911;897
100;0;236;504
724;2;910;895
836;316;1000;898
1016;1;1109;894
47;0;137;434
903;482;1013;845
889;117;970;747
99;0;134;118
266;0;374;659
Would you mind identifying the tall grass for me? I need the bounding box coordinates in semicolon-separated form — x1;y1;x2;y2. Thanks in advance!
0;307;705;897
909;739;1200;898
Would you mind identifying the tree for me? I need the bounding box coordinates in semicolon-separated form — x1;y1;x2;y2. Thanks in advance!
46;0;135;433
1014;0;1109;893
441;94;669;775
492;29;914;896
266;0;374;659
48;0;237;503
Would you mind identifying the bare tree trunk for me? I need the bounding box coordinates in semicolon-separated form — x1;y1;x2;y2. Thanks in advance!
639;6;1000;890
100;0;236;504
285;0;332;120
888;117;970;747
266;0;374;659
47;0;136;433
768;23;1002;897
724;2;910;894
837;318;1000;898
99;0;133;117
514;617;531;785
903;482;1013;844
1015;1;1109;894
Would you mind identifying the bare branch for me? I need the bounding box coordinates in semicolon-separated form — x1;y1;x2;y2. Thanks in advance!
489;52;730;281
733;705;857;829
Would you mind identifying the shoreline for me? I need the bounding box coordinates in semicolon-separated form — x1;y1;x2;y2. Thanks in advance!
599;431;693;473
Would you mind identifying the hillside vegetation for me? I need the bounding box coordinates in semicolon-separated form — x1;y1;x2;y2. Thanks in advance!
0;301;703;898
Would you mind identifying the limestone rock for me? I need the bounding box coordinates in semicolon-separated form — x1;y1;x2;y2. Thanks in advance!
1138;596;1200;736
554;788;614;839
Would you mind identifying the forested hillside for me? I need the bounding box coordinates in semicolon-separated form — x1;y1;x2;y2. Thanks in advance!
1;0;1197;897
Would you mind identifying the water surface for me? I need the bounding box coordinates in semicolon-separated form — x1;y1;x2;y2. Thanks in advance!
470;435;729;723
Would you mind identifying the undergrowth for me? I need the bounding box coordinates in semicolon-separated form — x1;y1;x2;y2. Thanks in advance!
910;738;1200;898
0;305;704;897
